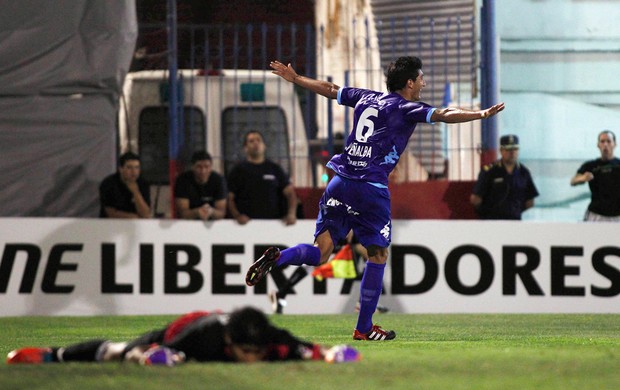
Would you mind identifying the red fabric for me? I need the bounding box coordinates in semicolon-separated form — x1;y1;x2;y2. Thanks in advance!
163;311;211;343
312;244;355;280
271;344;290;360
311;344;323;360
312;264;334;279
297;181;478;220
332;244;353;261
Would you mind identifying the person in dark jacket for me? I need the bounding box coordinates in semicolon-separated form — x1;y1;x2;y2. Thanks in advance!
470;135;539;220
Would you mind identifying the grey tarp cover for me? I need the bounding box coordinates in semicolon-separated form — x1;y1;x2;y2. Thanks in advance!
0;0;137;216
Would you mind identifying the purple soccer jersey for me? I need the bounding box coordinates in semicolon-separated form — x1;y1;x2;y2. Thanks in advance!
327;87;436;186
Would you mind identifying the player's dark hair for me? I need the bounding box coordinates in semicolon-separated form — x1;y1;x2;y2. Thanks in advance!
385;56;423;93
191;150;212;164
119;152;140;167
243;130;264;146
599;130;616;143
227;307;272;346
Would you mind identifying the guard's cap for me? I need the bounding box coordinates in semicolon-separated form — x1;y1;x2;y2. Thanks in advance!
500;134;519;150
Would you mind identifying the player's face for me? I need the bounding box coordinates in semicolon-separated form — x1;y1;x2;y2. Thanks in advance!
119;160;140;182
411;70;426;101
192;159;212;184
230;344;267;363
598;133;616;160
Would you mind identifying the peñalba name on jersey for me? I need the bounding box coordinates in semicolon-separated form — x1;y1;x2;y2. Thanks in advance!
327;87;436;186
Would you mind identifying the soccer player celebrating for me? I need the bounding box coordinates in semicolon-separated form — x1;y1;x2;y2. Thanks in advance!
246;57;505;341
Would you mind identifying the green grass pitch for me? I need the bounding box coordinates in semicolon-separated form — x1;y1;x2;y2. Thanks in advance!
0;313;619;389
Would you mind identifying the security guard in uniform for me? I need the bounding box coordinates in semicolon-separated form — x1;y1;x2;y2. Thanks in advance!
470;135;539;220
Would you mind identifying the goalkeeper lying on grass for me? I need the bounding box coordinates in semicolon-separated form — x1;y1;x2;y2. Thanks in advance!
7;307;359;365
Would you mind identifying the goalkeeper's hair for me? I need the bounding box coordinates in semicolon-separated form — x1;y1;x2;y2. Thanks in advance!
227;307;272;346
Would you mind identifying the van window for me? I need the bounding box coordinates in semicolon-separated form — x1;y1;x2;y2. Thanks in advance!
222;107;290;177
138;106;205;184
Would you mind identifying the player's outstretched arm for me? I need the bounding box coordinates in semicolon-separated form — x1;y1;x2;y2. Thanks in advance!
270;60;339;99
431;102;505;123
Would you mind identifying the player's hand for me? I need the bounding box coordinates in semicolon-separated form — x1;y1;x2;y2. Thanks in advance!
270;60;298;83
481;102;505;118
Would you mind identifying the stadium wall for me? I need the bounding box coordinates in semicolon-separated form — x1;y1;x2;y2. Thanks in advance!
0;218;618;316
297;181;479;220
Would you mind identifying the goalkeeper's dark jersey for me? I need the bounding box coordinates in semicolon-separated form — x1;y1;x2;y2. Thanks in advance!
138;311;319;362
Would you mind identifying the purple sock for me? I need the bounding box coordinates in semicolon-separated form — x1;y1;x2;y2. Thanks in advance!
355;262;385;334
276;244;321;267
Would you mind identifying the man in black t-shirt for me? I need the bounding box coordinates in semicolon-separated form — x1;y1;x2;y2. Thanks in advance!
174;151;227;220
99;152;151;219
227;131;298;225
571;130;620;222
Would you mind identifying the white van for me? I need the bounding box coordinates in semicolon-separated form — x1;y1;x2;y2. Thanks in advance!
118;69;313;216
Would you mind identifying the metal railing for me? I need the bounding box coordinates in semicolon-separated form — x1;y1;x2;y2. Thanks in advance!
129;15;482;186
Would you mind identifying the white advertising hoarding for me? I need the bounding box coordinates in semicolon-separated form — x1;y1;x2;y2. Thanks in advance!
0;218;618;316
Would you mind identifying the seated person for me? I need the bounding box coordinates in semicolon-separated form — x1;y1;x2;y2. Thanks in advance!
99;152;151;218
174;151;227;220
228;130;297;225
